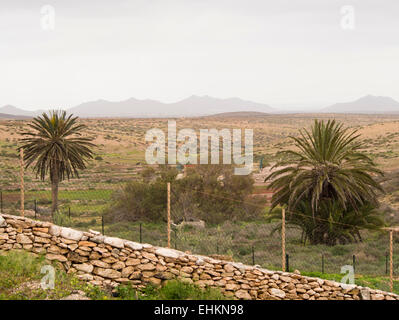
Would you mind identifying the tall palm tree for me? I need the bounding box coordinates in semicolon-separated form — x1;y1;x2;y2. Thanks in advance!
265;120;384;244
20;110;94;218
266;119;383;213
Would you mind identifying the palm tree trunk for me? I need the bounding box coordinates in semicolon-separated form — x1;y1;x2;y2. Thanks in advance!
51;181;58;220
50;166;59;221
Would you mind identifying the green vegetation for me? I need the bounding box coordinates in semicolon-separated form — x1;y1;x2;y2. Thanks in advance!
0;251;226;300
116;280;227;300
105;165;264;224
1;115;399;296
0;250;109;300
20;110;95;217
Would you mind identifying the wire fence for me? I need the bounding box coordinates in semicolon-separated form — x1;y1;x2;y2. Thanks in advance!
0;183;397;280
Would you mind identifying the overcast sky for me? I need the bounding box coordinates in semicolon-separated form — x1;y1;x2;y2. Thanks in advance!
1;0;399;110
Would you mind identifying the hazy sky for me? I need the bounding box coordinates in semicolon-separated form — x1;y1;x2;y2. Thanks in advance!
1;0;399;110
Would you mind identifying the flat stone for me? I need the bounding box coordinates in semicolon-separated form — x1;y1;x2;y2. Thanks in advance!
67;251;88;263
235;290;252;300
77;274;94;281
280;276;292;283
224;264;236;273
226;283;241;291
35;236;50;244
104;236;125;249
125;241;143;251
271;274;279;281
126;258;141;266
102;256;118;264
68;244;78;251
90;260;111;268
372;293;385;300
270;288;286;299
121;266;135;278
90;235;105;244
60;238;77;245
78;241;97;247
112;261;125;270
93;246;108;254
340;283;356;290
129;271;141;280
89;229;101;235
60;227;83;241
181;266;194;274
93;267;121;279
138;263;156;271
89;251;101;260
155;247;182;259
47;245;67;254
16;234;32;244
33;231;51;238
142;252;158;262
49;225;62;237
46;253;67;262
0;216;6;227
0;234;9;240
360;288;370;300
6;219;30;229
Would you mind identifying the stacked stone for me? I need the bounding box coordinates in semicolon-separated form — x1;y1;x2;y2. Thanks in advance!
0;213;398;301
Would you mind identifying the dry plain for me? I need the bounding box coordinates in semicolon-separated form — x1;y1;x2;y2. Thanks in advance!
1;114;399;292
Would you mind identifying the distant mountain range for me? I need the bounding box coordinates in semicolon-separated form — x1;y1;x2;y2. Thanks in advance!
203;111;271;118
67;95;275;117
322;95;399;114
0;112;31;120
1;95;399;119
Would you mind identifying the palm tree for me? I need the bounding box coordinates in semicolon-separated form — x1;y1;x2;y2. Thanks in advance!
265;120;384;244
20;110;94;219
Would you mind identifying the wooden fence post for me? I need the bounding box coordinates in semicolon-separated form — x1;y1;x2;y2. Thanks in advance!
390;230;393;293
167;182;171;248
282;207;286;272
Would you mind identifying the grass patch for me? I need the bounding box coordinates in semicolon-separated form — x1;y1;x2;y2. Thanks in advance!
116;280;228;300
0;251;227;300
0;250;110;300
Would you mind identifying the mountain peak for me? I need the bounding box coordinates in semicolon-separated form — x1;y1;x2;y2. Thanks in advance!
323;95;399;114
0;105;37;116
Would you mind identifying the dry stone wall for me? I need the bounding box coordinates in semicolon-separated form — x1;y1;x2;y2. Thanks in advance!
0;213;398;300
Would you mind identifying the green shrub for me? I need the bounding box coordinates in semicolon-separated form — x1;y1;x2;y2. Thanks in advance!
53;212;72;227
